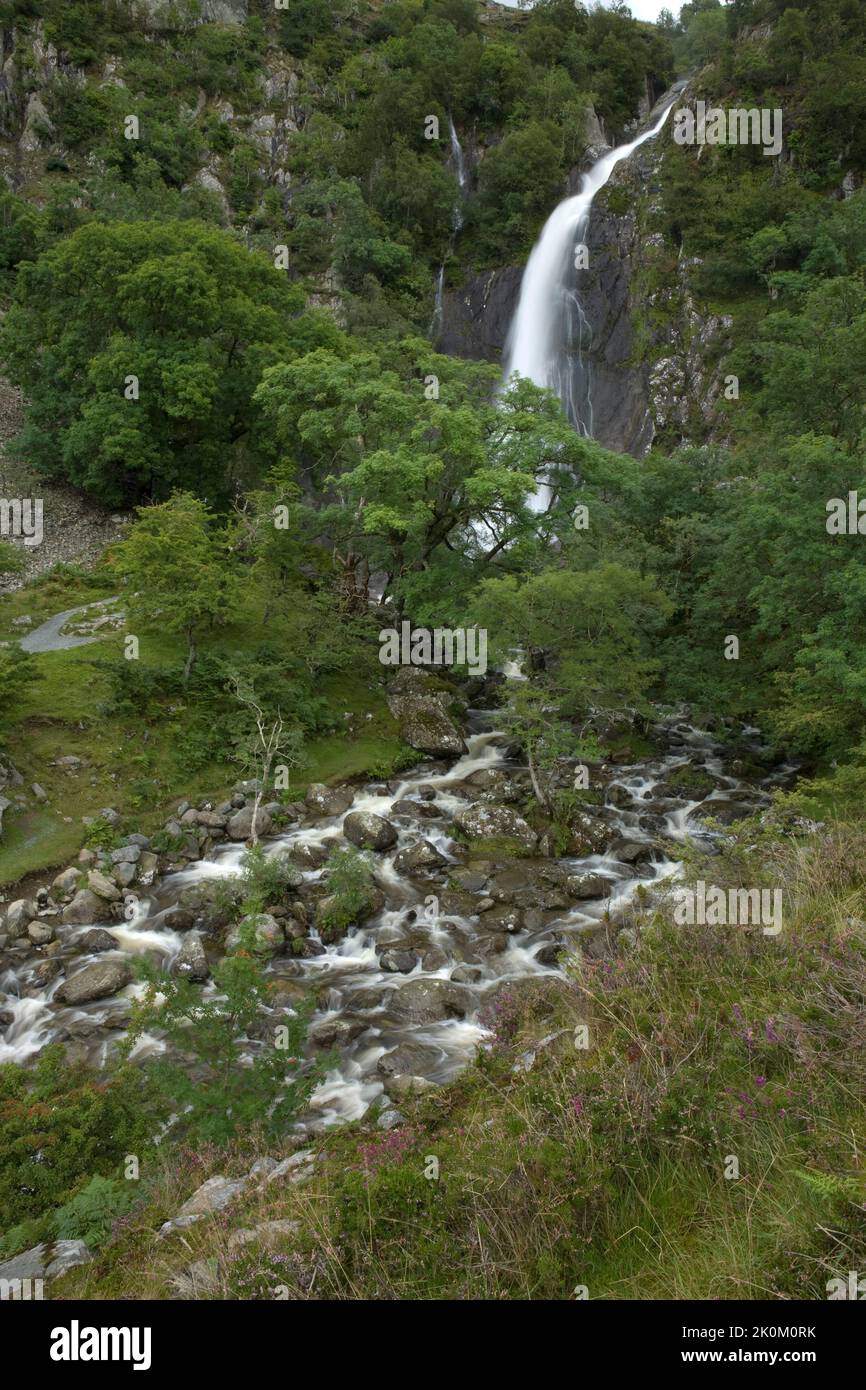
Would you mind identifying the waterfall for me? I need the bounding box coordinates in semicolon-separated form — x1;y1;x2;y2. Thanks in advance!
449;113;467;227
430;263;446;340
432;115;468;340
503;96;679;436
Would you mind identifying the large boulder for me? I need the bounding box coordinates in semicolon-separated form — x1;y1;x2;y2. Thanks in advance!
566;872;612;900
177;881;231;931
227;805;273;841
110;844;142;865
380;948;418;974
136;851;160;886
225;912;284;957
80;928;117;953
567;810;614;856
3;899;36;939
393;839;448;873
377;1039;441;1078
386;977;474;1024
290;840;330;870
157;1174;248;1238
343;810;397;852
0;1241;91;1284
56;959;132;1005
27;919;56;946
453;803;538;852
87;869;121;901
173;931;210;982
52;866;82;899
305;783;354;818
61;890;114;926
386;671;466;757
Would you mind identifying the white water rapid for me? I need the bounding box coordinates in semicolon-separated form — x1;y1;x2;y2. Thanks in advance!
1;709;788;1130
503;94;680;435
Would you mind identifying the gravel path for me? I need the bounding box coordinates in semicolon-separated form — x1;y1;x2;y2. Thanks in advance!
19;598;120;653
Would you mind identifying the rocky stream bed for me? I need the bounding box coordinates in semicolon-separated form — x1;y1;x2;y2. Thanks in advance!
0;675;797;1134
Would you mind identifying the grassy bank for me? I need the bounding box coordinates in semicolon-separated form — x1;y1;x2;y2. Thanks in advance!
0;564;406;890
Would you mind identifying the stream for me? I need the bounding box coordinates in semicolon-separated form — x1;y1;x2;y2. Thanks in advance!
0;709;794;1131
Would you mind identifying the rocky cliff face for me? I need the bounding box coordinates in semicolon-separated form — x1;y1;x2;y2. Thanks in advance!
437;108;734;459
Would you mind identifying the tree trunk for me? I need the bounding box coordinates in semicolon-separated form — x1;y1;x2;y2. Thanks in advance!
526;740;550;813
183;629;197;683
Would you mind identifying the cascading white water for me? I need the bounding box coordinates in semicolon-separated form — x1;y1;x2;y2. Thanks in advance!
0;705;781;1124
503;96;679;434
432;115;468;340
448;114;467;217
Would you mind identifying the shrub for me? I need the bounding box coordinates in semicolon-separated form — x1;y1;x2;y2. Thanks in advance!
0;1048;154;1231
125;939;319;1145
53;1175;138;1249
318;847;376;939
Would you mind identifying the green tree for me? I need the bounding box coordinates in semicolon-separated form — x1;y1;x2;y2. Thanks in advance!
0;221;308;505
0;1046;152;1231
475;121;565;260
113;492;238;681
255;340;576;610
474;565;672;809
125;938;318;1145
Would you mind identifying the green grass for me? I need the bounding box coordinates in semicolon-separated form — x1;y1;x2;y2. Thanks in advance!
0;567;406;888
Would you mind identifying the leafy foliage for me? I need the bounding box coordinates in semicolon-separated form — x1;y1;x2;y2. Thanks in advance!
124;936;318;1145
0;1047;153;1230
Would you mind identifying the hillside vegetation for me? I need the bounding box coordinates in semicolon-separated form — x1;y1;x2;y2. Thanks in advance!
0;0;865;1303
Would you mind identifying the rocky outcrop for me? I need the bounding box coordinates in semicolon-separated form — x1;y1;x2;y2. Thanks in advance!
133;0;247;30
56;959;132;1005
343;811;397;852
438;264;524;364
454;802;538;851
305;783;354;818
386;670;466;757
0;1240;91;1285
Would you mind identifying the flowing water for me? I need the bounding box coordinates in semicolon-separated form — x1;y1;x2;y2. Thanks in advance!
503;91;683;435
431;115;468;340
0;711;789;1131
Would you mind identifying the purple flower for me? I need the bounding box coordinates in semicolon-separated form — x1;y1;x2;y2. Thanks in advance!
754;1075;767;1088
